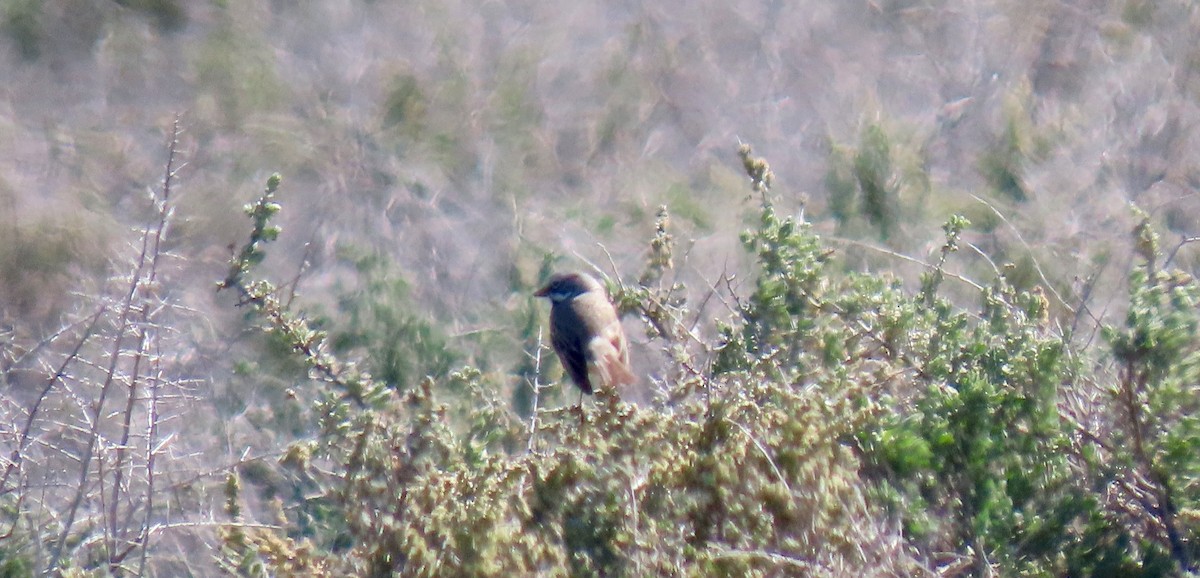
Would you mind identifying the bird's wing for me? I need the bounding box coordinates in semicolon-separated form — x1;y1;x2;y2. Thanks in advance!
588;329;636;388
551;313;593;394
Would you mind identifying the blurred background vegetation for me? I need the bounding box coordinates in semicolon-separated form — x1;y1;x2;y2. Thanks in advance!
2;0;1200;576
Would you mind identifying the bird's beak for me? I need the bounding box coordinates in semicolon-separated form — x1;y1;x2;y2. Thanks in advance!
533;285;549;297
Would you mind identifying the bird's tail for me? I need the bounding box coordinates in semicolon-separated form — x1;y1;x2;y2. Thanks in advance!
592;347;636;389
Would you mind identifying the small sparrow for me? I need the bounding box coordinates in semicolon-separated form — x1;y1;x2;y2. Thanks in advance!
535;272;636;395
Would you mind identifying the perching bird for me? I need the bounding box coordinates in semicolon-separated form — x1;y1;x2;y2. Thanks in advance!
535;272;636;396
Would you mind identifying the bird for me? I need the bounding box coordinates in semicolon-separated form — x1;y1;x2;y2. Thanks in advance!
534;272;636;396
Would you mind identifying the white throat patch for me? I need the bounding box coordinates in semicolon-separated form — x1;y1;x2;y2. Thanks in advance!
547;290;576;303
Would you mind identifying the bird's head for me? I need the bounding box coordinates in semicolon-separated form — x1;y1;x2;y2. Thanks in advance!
534;272;603;303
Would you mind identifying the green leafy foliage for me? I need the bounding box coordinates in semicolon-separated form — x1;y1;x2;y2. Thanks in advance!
0;214;108;328
329;246;459;392
1102;235;1200;572
0;537;33;578
381;73;427;138
824;120;930;242
112;0;185;31
212;156;1200;576
1;0;40;60
216;166;913;576
192;10;286;129
978;82;1050;204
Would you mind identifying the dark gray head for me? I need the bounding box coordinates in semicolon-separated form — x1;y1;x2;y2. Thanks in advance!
534;272;603;303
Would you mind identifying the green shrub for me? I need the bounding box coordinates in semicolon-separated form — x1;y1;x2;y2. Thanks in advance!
1098;212;1200;573
1;0;41;60
217;153;1200;576
824;119;929;243
329;246;459;392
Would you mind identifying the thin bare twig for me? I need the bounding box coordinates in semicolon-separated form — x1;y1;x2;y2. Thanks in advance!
1163;234;1200;269
726;419;791;494
0;306;107;497
968;194;1071;311
706;546;826;573
526;328;546;454
827;235;985;292
47;118;183;575
109;117;181;574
